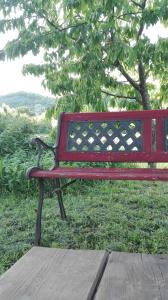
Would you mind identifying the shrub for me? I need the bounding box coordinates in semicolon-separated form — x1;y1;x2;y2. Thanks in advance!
0;114;51;194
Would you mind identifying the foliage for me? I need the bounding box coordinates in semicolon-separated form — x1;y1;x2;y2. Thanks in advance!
1;179;168;274
0;113;51;193
0;115;36;156
0;1;168;115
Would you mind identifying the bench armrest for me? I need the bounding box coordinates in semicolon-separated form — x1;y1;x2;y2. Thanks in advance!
32;137;56;169
32;137;55;152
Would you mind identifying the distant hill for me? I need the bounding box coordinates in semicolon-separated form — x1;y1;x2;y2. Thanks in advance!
0;91;56;114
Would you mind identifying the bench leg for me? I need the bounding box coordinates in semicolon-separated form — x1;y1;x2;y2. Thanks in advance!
34;178;44;246
55;178;67;220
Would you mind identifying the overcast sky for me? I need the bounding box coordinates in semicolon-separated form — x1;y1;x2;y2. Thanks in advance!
0;23;168;97
0;30;52;97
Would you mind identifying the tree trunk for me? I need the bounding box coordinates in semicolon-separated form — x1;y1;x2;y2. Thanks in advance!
138;61;151;110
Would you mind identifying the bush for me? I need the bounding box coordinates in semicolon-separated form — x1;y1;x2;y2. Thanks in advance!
0;114;51;194
0;115;48;156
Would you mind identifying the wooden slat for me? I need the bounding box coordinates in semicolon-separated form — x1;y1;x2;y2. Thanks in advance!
0;247;108;300
95;251;168;300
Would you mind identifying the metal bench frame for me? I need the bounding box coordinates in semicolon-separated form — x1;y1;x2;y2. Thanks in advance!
27;109;168;245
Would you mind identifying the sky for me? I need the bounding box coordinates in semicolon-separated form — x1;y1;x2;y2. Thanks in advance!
0;23;168;97
0;31;52;97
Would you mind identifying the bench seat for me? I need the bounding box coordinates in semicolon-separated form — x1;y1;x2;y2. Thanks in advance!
30;167;168;181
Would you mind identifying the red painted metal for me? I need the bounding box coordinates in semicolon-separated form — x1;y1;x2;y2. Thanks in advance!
30;167;168;181
58;109;168;162
156;117;165;152
28;109;168;181
58;152;168;163
143;118;152;153
63;109;168;120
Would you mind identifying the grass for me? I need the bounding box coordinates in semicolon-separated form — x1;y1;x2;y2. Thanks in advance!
0;179;168;275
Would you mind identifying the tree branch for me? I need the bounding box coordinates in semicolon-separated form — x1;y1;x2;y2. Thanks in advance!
137;22;144;41
41;14;59;31
60;22;87;32
136;0;147;41
101;89;138;100
117;61;140;92
116;11;141;20
130;0;143;9
141;0;147;10
40;11;87;33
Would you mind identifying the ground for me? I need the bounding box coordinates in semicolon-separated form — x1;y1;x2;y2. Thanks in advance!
0;180;168;275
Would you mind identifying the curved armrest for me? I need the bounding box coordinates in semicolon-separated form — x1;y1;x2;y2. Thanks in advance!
32;137;56;168
26;166;41;178
32;137;55;152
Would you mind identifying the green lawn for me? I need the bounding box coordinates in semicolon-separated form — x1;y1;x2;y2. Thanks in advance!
0;180;168;275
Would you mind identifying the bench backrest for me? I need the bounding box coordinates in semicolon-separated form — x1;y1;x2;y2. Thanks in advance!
57;110;168;163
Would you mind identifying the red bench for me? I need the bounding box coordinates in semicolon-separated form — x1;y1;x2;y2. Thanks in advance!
27;109;168;245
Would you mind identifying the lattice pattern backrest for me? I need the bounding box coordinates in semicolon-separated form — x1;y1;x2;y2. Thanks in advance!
67;120;143;152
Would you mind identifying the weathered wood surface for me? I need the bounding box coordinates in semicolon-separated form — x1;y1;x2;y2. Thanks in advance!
0;247;108;300
95;251;168;300
1;248;168;300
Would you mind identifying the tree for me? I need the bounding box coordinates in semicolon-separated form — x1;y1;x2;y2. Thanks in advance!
0;0;168;115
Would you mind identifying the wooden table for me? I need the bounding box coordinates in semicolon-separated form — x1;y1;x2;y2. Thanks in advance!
0;247;168;300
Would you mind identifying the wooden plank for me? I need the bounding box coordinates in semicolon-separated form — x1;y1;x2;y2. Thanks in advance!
95;251;168;300
0;247;108;300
